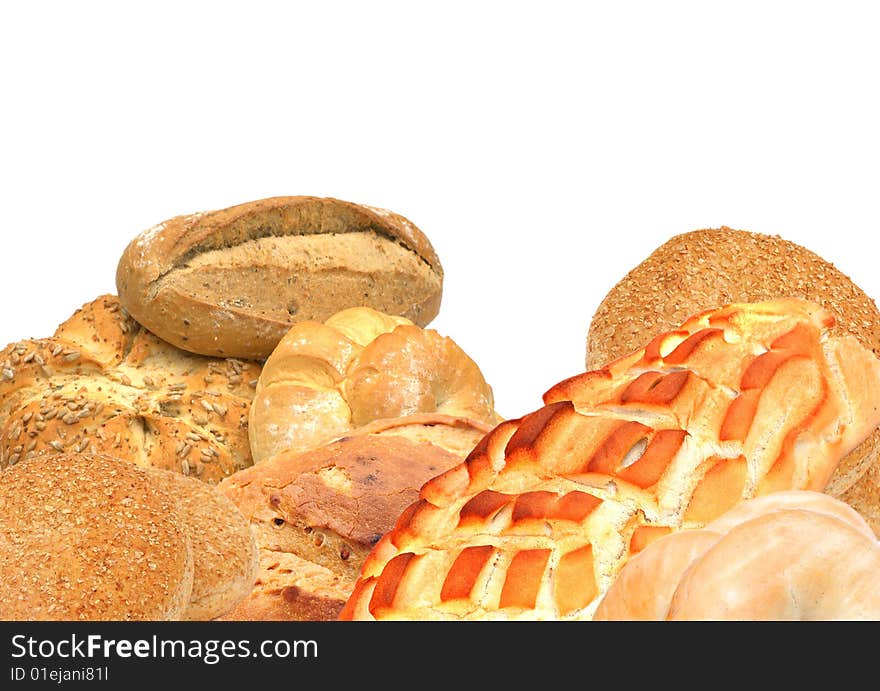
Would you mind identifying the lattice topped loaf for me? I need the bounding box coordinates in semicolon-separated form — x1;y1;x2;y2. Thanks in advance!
339;299;880;620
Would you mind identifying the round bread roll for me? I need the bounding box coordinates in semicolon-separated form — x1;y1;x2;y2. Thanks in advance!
143;467;258;621
116;195;444;360
0;295;260;483
593;491;880;620
586;227;880;521
0;453;194;621
218;434;466;620
248;306;499;464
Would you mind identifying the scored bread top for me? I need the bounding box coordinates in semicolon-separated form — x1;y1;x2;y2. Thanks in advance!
0;295;260;482
0;453;193;621
340;299;880;620
115;196;444;359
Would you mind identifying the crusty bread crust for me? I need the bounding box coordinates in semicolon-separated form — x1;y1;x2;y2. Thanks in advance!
115;196;444;360
220;434;467;620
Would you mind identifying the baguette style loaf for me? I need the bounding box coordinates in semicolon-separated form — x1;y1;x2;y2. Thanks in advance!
116;196;444;360
0;295;261;482
340;299;880;620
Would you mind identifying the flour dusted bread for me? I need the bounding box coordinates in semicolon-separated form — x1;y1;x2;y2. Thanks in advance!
0;295;260;483
341;299;880;620
143;468;258;620
586;227;880;528
219;434;465;620
0;453;194;621
116;196;444;360
248;306;499;464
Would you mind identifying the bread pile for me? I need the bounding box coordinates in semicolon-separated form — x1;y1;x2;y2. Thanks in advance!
0;194;501;620
5;198;880;622
0;453;256;621
220;305;499;620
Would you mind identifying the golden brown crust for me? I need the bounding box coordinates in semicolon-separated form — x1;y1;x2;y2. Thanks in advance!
217;550;348;622
585;227;880;504
115;196;444;360
0;295;260;483
0;453;193;621
143;468;258;621
341;300;880;620
219;434;466;620
248;306;499;464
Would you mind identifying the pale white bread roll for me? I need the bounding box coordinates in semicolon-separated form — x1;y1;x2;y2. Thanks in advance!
340;299;880;620
593;490;878;620
248;306;499;464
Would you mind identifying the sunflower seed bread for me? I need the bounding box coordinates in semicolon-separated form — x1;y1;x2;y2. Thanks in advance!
0;295;261;483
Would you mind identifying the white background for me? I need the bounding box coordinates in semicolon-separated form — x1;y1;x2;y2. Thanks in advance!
1;1;878;420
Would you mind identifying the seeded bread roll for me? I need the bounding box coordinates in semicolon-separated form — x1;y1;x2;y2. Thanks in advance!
218;434;464;620
585;228;880;529
0;295;261;483
116;196;444;360
143;467;258;620
0;453;194;621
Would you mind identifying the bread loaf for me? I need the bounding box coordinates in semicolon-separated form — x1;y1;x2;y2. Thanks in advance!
143;467;258;620
585;227;880;528
248;306;499;464
593;491;880;620
116;196;444;360
340;299;880;620
0;453;194;621
0;295;260;483
219;434;465;620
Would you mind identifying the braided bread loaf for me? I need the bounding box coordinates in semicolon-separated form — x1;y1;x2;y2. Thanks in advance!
340;299;880;620
0;295;261;482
